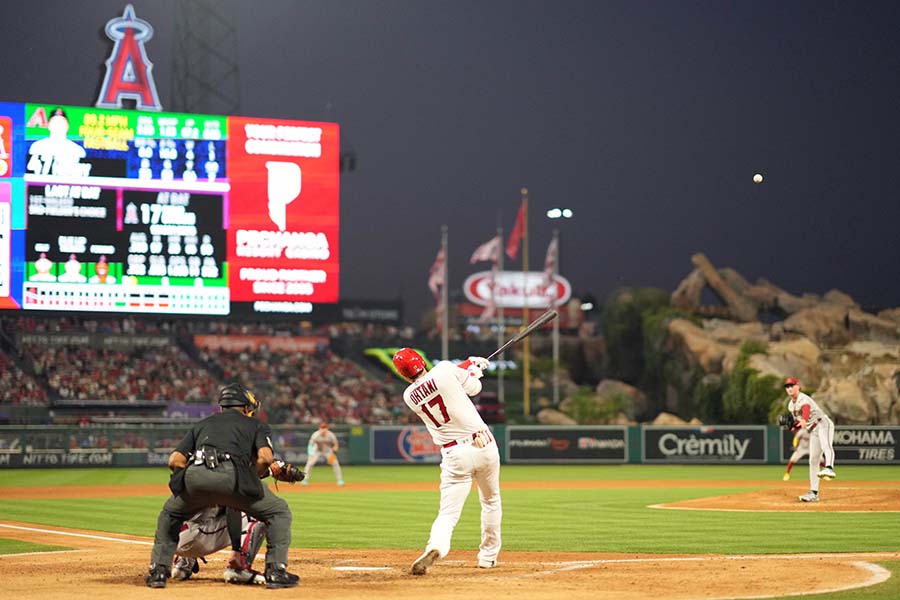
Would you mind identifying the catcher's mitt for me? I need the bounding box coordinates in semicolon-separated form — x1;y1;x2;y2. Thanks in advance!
269;460;305;483
777;413;796;430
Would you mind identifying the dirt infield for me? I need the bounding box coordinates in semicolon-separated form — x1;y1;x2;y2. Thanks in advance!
655;486;900;512
1;480;898;599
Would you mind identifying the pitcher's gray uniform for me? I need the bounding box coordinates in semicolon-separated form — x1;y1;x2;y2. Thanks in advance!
785;377;836;502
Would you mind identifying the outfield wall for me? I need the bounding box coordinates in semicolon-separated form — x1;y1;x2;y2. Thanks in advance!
0;424;896;468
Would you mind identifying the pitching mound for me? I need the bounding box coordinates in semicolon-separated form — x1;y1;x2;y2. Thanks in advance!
653;486;900;512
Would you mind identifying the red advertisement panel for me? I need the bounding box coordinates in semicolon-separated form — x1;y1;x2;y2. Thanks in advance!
226;116;340;305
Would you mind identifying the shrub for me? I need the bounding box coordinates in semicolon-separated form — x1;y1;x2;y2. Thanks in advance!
722;340;782;423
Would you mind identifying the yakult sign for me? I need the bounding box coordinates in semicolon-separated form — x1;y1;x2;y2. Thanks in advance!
463;270;571;310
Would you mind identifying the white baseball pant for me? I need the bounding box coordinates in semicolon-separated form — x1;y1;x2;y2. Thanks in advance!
423;437;502;565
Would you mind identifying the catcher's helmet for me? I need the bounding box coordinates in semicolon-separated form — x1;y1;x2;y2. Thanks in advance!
392;348;426;380
218;382;260;417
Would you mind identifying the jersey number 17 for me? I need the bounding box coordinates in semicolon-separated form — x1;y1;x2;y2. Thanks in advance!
421;395;450;427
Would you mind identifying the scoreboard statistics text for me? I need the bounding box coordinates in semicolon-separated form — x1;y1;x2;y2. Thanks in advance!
0;102;339;316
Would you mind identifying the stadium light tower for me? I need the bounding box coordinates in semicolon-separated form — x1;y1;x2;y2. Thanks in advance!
170;0;241;115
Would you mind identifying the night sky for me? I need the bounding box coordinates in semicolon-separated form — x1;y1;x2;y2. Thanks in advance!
4;1;900;325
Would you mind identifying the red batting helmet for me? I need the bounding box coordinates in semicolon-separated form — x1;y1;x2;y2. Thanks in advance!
393;348;426;380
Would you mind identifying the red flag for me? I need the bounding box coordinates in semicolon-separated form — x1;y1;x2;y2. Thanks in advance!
470;235;501;264
427;247;445;300
505;200;526;259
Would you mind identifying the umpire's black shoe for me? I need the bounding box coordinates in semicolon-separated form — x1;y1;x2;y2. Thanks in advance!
145;564;170;588
264;563;299;589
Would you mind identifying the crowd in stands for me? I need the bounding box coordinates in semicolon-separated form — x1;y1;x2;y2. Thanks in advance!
0;351;48;405
21;343;218;404
198;345;406;425
0;315;411;426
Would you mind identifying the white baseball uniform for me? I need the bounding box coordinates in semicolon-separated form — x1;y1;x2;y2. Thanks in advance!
304;427;344;484
402;360;501;566
788;391;835;493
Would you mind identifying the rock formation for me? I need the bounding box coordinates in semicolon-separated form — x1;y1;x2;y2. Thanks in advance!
668;254;900;424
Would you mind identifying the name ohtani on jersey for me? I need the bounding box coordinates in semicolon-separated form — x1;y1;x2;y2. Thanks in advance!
408;379;438;406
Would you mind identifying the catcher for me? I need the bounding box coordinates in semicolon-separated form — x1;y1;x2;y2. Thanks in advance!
172;506;267;585
302;422;344;486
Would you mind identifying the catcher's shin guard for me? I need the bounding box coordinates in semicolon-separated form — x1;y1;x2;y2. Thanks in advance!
243;518;267;565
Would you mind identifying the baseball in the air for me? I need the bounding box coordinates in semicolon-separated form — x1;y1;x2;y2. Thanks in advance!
753;173;763;184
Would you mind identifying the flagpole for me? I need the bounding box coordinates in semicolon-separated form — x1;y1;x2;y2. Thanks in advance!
521;188;530;417
552;228;560;406
496;225;505;406
441;224;449;360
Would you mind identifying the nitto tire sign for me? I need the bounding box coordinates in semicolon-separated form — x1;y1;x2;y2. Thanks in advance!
643;426;766;463
506;426;627;463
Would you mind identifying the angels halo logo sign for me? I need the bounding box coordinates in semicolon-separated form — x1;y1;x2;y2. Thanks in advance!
463;270;571;310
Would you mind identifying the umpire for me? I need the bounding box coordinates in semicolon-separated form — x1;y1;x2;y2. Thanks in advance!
145;383;298;589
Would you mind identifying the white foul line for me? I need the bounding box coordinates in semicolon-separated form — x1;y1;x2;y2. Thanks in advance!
0;523;152;546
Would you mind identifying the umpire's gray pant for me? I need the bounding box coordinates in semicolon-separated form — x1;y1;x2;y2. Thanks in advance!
149;462;292;568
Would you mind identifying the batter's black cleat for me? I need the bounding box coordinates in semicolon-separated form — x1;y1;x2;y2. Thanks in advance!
411;549;440;576
145;564;170;588
264;563;299;588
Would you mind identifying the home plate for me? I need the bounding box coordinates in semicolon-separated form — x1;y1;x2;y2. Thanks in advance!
333;566;394;571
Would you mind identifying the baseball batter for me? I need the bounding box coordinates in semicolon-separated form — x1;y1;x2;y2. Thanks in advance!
172;506;266;585
784;377;837;502
392;349;501;575
303;422;344;486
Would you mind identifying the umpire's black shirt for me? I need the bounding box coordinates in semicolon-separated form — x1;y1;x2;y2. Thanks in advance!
175;409;273;460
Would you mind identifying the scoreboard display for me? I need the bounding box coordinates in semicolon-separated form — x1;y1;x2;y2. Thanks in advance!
0;101;339;316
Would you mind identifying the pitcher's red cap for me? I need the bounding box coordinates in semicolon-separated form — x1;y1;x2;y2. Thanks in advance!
784;377;799;386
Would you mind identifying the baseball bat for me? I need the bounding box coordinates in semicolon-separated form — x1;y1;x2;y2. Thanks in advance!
486;309;558;361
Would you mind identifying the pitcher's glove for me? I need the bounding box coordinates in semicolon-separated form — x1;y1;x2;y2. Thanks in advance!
777;413;796;430
269;460;305;483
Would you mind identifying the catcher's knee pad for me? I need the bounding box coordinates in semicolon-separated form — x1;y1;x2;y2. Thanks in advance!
243;518;267;565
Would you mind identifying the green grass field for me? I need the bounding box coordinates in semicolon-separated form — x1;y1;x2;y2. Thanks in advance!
0;465;897;598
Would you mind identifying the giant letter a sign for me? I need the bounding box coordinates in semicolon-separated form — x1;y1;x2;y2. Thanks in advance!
96;5;162;111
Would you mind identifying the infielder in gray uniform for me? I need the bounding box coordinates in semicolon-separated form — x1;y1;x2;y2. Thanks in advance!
784;377;837;502
302;422;344;486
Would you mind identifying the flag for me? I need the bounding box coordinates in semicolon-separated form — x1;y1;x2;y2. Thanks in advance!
478;266;498;323
427;247;445;300
470;235;501;264
505;200;526;259
542;236;558;287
